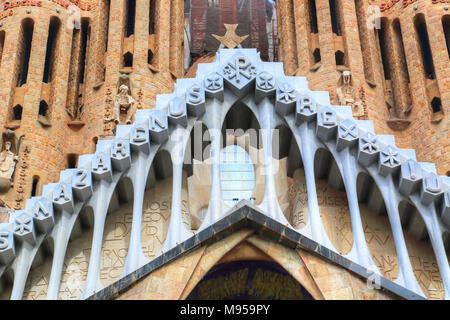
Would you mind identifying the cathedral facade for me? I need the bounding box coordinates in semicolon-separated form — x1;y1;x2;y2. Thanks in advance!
0;0;449;301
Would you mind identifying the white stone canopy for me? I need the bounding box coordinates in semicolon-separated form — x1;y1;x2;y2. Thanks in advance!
0;49;449;300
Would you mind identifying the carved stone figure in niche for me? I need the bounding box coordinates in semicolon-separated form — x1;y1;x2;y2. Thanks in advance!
337;71;364;118
0;131;19;192
107;77;136;125
385;89;396;118
67;100;85;122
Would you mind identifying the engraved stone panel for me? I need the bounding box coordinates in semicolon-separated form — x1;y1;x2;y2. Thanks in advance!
141;175;191;258
100;201;133;287
404;226;445;300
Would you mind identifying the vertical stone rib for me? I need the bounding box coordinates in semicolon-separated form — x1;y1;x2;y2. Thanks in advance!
316;0;335;71
293;0;310;74
339;150;378;269
162;160;190;252
154;0;171;72
401;17;429;117
292;122;331;246
92;0;110;86
410;196;450;300
370;171;423;296
46;209;80;300
104;0;126;86
354;0;375;84
426;13;448;112
0;31;4;65
277;0;297;75
10;245;34;300
0;27;20;125
65;28;82;120
202;99;225;228
50;20;72;123
341;0;364;82
169;0;184;78
81;182;112;299
258;98;289;225
383;20;410;118
21;18;47;124
123;152;153;274
134;0;150;70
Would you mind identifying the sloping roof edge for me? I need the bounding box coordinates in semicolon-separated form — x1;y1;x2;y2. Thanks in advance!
88;201;424;301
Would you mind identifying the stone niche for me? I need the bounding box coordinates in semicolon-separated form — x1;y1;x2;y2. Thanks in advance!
0;130;19;193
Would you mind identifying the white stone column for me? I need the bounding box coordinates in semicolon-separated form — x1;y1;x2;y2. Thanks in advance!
162;126;192;252
258;98;289;224
369;169;423;296
81;180;115;299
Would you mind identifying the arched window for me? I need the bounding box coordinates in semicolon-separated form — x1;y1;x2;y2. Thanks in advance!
219;145;255;207
67;154;78;169
329;0;342;36
335;50;345;66
17;18;34;87
0;31;5;68
38;100;48;117
43;17;60;83
431;97;442;114
123;52;133;67
415;14;436;80
354;0;375;84
308;0;318;34
66;19;90;120
149;0;156;35
13;105;23;121
148;49;154;65
105;0;110;49
313;48;321;63
31;176;39;197
377;18;391;81
79;20;89;84
392;19;410;83
443;15;450;59
126;0;136;37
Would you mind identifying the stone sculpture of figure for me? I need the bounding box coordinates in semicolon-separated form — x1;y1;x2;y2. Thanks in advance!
113;84;135;124
0;141;18;181
336;71;364;117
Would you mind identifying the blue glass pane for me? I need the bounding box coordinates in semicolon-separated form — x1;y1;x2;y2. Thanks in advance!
220;145;256;206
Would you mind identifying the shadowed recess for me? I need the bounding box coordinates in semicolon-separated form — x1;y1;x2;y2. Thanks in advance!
100;177;134;287
356;172;399;281
399;200;444;300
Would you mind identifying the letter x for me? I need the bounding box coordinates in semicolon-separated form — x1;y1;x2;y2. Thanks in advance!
340;123;357;139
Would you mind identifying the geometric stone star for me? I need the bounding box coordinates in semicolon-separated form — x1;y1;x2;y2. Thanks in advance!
212;24;249;49
378;145;401;176
357;132;380;166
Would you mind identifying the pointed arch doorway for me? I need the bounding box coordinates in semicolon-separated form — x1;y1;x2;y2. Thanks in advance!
185;242;314;300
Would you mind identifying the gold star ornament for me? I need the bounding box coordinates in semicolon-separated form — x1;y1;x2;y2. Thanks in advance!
212;24;249;49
